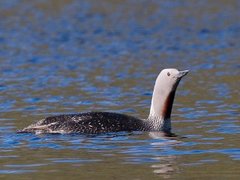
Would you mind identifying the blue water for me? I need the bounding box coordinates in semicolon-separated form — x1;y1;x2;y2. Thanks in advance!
0;0;240;179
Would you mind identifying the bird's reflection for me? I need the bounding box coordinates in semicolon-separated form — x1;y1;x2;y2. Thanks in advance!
148;131;177;139
147;131;183;177
151;156;178;178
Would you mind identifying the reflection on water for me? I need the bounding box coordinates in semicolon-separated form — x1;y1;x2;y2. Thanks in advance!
0;0;240;179
1;131;182;178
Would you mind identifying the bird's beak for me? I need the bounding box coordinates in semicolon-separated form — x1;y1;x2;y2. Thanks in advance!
178;70;189;78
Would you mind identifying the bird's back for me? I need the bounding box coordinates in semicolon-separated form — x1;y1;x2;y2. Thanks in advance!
18;112;147;134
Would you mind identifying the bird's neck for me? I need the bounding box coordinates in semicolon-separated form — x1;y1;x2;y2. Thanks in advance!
148;89;176;132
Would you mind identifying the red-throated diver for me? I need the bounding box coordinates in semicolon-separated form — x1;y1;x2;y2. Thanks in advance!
18;68;189;134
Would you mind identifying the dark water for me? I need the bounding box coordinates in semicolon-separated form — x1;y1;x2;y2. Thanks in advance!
0;0;240;179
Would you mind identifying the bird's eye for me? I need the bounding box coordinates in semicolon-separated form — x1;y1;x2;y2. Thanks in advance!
167;72;170;76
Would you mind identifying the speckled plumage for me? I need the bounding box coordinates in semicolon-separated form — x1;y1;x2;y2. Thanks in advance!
19;112;149;134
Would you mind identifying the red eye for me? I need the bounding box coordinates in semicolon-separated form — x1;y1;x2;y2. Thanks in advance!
167;72;170;76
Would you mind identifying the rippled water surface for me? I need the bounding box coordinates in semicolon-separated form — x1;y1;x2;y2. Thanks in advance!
0;0;240;179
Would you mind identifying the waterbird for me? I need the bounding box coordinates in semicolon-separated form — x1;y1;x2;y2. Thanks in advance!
18;68;189;135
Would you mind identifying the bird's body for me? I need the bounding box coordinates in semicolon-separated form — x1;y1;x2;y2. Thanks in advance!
18;68;189;134
20;112;148;134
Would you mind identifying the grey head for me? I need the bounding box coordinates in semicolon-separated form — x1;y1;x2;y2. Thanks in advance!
148;68;189;132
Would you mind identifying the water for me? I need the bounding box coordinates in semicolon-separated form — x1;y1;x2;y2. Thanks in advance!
0;0;240;179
